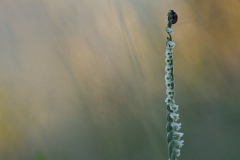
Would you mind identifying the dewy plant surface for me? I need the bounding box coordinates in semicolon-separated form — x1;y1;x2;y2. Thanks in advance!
164;10;184;160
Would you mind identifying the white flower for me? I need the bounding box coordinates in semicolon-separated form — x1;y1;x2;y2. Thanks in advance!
170;122;181;130
168;140;184;151
170;113;179;121
165;96;172;105
172;131;184;140
165;64;172;73
165;67;171;73
170;104;179;112
166;121;181;132
165;48;173;57
168;141;183;160
173;140;184;148
165;73;172;82
173;148;181;157
165;81;173;89
167;41;176;48
166;27;174;34
166;88;174;97
167;131;184;142
165;57;172;65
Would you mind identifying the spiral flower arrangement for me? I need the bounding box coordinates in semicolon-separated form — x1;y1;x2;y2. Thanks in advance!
165;10;184;160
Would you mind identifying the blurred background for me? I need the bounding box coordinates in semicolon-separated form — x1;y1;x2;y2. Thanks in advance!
0;0;239;159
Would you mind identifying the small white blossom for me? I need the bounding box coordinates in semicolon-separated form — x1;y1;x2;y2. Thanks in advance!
167;131;184;142
165;64;172;73
165;57;172;65
170;113;179;121
170;122;181;130
165;81;173;89
165;48;173;57
173;148;181;157
166;27;174;34
170;104;179;112
168;141;184;160
167;40;176;48
168;140;184;151
173;140;184;148
172;131;184;140
165;73;172;82
165;96;172;105
165;67;171;73
166;88;174;97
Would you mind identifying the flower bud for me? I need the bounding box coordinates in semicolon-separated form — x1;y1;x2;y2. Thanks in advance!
166;27;174;34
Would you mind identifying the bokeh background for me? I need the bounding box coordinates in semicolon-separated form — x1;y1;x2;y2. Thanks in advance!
0;0;239;159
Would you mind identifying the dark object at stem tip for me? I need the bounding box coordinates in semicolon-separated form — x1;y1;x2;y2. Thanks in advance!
168;10;178;24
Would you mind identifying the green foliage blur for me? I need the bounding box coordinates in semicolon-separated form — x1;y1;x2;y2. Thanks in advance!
34;152;45;160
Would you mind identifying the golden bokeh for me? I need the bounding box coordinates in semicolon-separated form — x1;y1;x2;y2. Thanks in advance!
0;0;239;159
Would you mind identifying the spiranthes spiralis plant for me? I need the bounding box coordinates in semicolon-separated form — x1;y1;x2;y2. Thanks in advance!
165;10;184;160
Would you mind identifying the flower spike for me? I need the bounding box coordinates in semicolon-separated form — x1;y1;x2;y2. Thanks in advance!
164;10;183;160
